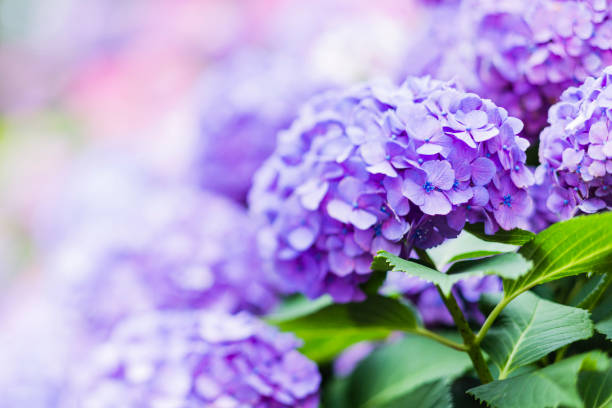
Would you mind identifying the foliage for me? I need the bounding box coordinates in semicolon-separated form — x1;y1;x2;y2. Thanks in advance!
267;213;612;407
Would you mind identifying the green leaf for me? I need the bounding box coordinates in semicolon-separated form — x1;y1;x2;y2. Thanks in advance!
373;251;531;296
596;317;612;342
579;364;612;408
347;334;471;407
360;270;387;296
448;250;504;263
265;294;333;322
506;212;612;298
270;295;418;363
427;231;517;269
451;377;487;408
480;292;594;378
376;380;452;408
468;352;610;408
465;223;535;245
322;376;352;408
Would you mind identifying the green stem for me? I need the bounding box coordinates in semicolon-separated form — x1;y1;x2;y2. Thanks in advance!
475;278;547;346
437;287;494;384
474;294;514;346
412;248;493;382
413;327;469;352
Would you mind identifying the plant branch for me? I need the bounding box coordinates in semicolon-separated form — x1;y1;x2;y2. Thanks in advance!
474;294;513;346
413;247;493;382
437;286;494;384
413;327;469;352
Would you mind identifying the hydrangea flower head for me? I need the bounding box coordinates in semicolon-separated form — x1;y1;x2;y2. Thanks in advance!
65;311;320;408
425;0;612;139
249;76;533;302
538;66;612;217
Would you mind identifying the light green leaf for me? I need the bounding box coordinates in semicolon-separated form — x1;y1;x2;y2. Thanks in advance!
373;251;531;296
427;231;517;269
465;223;535;245
579;364;612;408
596;317;612;342
506;212;612;298
480;292;594;378
265;294;332;322
448;250;504;263
270;295;418;363
347;335;471;408
468;352;610;408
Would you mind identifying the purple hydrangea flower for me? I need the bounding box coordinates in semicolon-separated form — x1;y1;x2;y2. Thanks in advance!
64;311;320;408
249;76;533;302
538;66;612;217
192;49;327;202
418;0;612;139
44;156;277;337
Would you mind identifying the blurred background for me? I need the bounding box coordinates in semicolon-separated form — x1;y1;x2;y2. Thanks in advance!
0;0;425;285
0;0;431;404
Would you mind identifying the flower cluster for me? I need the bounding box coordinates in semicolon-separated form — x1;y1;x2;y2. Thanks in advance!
46;159;277;336
65;311;320;408
538;66;612;218
193;49;326;201
249;76;533;302
428;0;612;139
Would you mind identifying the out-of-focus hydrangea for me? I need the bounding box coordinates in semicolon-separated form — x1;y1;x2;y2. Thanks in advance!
42;153;277;338
249;76;533;302
64;311;321;408
538;66;612;218
421;0;612;139
0;277;88;408
265;0;415;86
193;50;327;201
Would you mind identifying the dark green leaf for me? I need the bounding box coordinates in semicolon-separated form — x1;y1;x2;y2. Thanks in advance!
451;377;487;408
347;334;471;407
579;364;612;408
465;223;535;245
506;212;612;298
468;352;610;408
270;295;418;363
373;251;531;295
359;271;387;296
481;292;594;378
375;380;452;408
322;376;352;408
596;317;612;342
